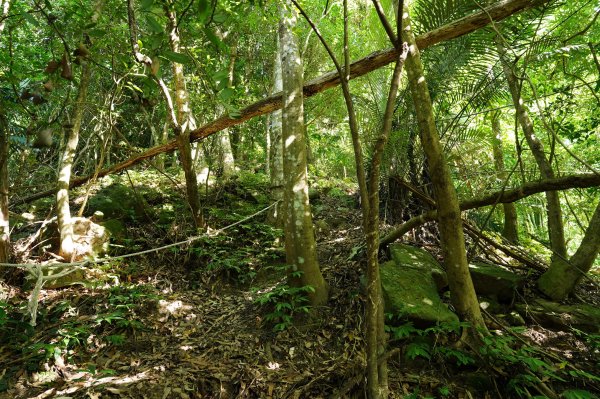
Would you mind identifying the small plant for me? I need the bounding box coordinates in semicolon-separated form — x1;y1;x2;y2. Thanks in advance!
385;319;475;366
253;271;314;331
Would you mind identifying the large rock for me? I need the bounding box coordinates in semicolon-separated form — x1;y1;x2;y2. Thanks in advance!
388;243;448;291
468;262;524;302
381;244;457;326
40;217;110;261
516;299;600;333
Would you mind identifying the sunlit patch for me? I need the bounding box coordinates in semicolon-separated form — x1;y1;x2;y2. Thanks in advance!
422;298;433;306
285;135;296;149
158;299;193;320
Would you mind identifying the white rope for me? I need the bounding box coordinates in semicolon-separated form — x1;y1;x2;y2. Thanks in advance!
0;201;280;325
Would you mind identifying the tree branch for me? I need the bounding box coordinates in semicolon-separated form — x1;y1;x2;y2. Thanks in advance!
380;173;600;247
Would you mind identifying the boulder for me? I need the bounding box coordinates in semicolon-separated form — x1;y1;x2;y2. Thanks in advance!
380;246;458;326
40;217;110;261
516;299;600;333
388;243;448;291
469;262;524;302
380;261;458;325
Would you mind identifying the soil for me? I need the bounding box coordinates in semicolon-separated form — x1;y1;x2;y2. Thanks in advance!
1;184;599;399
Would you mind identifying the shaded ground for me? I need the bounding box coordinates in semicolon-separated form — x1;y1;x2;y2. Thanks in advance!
1;174;599;398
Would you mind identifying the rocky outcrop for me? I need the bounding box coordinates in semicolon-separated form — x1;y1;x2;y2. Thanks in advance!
381;244;457;325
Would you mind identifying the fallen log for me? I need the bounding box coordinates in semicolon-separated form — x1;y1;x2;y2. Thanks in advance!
15;0;549;205
380;173;600;247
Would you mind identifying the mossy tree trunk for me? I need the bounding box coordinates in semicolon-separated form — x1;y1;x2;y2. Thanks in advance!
497;38;567;262
402;5;487;336
491;111;519;243
0;112;9;263
57;62;91;261
279;2;328;307
538;200;600;300
163;1;203;228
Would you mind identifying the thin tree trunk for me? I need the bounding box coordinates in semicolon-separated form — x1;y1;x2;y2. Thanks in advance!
218;50;236;177
57;62;91;260
497;38;566;261
0;0;13;264
491;112;519;243
0;112;9;263
538;201;600;300
402;5;487;336
279;2;328;307
163;1;203;228
268;39;285;227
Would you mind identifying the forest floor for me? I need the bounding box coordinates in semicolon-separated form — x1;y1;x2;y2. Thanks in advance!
1;172;599;398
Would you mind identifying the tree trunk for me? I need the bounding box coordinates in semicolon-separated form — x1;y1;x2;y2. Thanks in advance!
538;201;600;300
402;6;487;335
267;39;285;227
57;62;91;260
279;3;328;307
491;112;519;243
0;112;9;263
497;38;567;261
164;1;203;228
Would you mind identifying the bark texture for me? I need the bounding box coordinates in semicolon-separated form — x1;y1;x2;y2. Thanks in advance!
15;0;549;205
498;39;567;261
57;62;91;260
491;113;519;243
0;113;9;263
164;1;203;228
279;3;328;307
402;5;486;333
268;41;285;227
537;201;600;300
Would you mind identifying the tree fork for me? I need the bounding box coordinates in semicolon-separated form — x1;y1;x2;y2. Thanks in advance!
14;0;549;206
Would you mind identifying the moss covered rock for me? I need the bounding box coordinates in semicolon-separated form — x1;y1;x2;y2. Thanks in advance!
388;243;448;291
380;246;458;326
468;262;524;302
380;261;458;325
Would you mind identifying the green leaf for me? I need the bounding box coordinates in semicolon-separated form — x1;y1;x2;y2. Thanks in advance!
198;0;211;23
218;87;234;102
406;342;431;360
204;28;226;51
23;12;39;26
212;12;227;23
140;0;154;10
162;51;192;64
87;29;107;37
146;15;164;33
562;390;598;399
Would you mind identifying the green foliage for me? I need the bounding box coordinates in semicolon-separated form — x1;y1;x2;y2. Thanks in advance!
480;332;599;398
253;271;314;331
190;220;282;284
385;320;476;366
